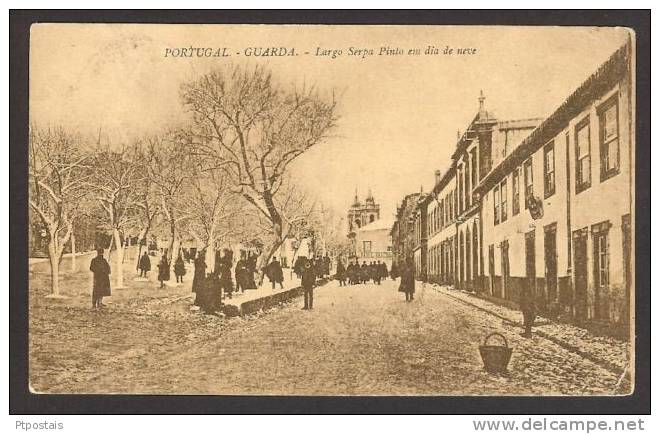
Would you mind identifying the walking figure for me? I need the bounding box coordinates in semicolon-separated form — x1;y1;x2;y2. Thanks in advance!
138;251;151;278
520;287;537;338
157;254;170;288
301;259;316;310
192;251;206;306
266;256;284;290
335;258;346;286
174;254;186;283
398;257;415;302
90;248;111;309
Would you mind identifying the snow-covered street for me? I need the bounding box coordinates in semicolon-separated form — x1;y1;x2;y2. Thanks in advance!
29;275;628;395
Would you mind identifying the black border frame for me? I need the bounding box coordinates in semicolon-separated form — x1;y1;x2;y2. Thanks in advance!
9;9;651;415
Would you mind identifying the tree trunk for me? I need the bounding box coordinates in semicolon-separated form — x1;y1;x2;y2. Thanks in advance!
204;242;215;273
257;238;284;286
48;240;60;297
70;232;76;272
112;228;125;289
167;218;176;263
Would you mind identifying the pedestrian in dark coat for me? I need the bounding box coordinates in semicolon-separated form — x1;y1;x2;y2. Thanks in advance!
192;252;207;306
245;252;258;289
174;254;186;283
138;251;151;277
378;261;388;281
301;259;316;310
398;258;416;302
293;256;305;279
235;251;249;293
266;257;284;290
520;287;537;338
335;258;346;286
360;261;369;284
323;254;331;278
90;248;111;309
217;251;234;299
157;255;170;288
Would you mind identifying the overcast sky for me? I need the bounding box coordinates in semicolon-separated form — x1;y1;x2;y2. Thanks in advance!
30;24;630;221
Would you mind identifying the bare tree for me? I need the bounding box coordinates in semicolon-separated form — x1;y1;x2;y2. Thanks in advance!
180;64;338;277
127;144;160;271
87;144;142;289
144;134;193;262
29;126;91;297
179;166;242;270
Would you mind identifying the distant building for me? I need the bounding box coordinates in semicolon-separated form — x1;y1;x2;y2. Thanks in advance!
354;218;394;268
390;192;421;268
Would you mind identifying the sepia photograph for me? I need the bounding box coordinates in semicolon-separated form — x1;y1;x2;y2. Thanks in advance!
23;22;638;398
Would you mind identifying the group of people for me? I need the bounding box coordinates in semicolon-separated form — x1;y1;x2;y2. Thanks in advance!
336;259;388;286
293;254;331;280
137;251;187;287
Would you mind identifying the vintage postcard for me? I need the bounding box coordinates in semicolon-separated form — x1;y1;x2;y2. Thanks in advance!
27;23;635;396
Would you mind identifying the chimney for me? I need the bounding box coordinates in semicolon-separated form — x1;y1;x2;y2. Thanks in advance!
434;169;442;185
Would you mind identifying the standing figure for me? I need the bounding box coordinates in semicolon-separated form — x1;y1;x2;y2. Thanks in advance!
266;256;284;290
398;257;416;302
174;254;186;283
138;251;151;278
246;252;258;289
217;250;234;299
323;254;331;278
157;254;170;288
192;251;207;306
373;261;382;285
360;261;369;284
235;251;249;293
520;288;537;338
335;258;346;286
315;256;324;279
90;248;111;309
293;256;305;279
301;259;316;310
378;261;388;283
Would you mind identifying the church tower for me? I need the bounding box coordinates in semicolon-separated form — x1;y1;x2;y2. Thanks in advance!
347;188;381;233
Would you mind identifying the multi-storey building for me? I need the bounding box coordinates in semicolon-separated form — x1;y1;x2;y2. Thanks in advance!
477;40;634;328
422;95;540;292
390;192;421;268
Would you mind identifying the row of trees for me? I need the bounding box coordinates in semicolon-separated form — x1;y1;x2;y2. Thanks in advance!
29;64;343;297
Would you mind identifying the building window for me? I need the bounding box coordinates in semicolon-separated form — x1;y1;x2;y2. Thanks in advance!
512;167;520;216
595;233;609;289
575;117;591;193
440;199;444;228
500;179;508;222
599;95;620;181
544;141;556;198
369;214;375;223
493;185;500;225
362;240;371;257
523;158;533;209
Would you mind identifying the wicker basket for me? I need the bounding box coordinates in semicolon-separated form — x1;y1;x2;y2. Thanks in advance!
479;332;513;374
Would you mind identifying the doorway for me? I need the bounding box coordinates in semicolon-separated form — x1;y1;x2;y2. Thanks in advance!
544;224;558;304
573;229;588;320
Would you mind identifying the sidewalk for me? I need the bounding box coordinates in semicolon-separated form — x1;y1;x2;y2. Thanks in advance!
430;284;630;375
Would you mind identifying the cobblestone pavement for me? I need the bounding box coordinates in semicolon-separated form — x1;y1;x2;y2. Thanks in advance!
29;278;623;395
